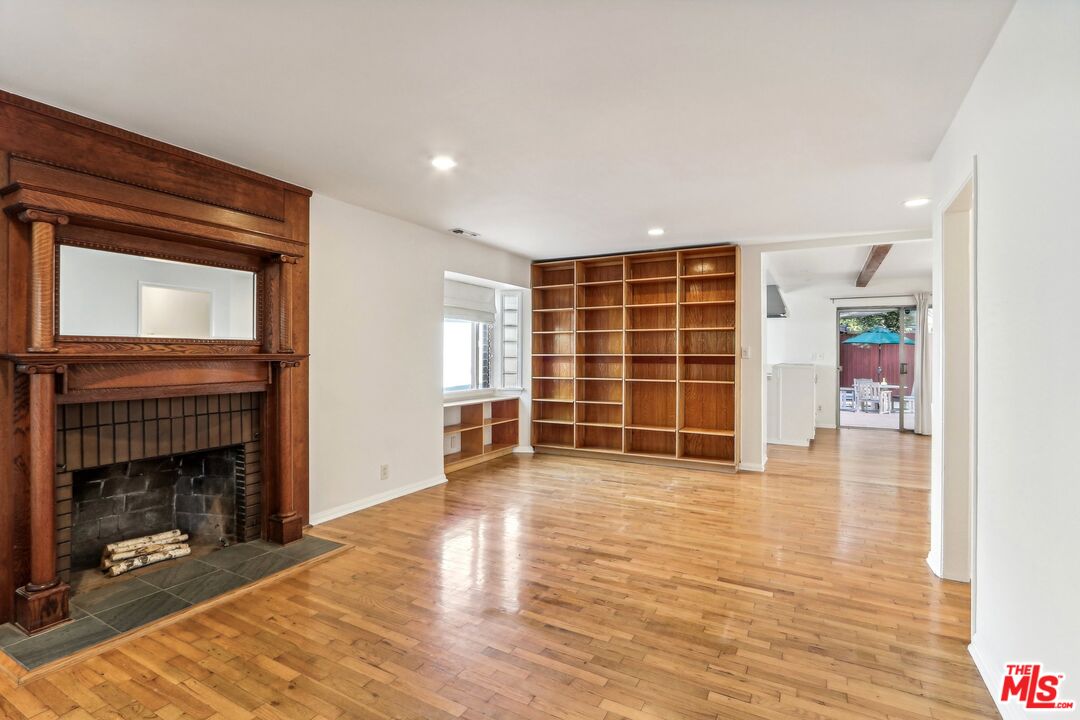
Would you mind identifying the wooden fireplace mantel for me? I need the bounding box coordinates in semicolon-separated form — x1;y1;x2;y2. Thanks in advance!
0;90;312;632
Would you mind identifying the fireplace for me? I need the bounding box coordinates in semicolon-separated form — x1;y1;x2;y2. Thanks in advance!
56;393;263;583
0;90;310;635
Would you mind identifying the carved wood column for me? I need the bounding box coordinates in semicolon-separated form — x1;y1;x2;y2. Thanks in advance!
18;210;69;353
278;255;299;353
14;363;69;634
267;360;303;544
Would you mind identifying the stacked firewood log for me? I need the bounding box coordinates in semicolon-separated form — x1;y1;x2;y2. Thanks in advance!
100;529;191;577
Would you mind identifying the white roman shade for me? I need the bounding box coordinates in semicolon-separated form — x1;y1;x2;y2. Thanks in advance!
443;279;495;323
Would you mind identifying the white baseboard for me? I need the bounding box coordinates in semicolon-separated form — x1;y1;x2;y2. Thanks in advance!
739;460;767;472
968;639;1016;720
309;474;448;526
513;445;534;454
925;551;943;578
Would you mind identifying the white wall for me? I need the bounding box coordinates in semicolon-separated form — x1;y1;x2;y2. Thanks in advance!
308;194;531;523
931;0;1080;712
766;289;837;428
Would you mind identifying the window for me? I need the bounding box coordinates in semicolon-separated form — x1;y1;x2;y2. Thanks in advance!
443;277;525;395
498;290;522;389
443;319;493;393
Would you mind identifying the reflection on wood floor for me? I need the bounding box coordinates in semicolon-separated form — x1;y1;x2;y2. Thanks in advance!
0;428;998;719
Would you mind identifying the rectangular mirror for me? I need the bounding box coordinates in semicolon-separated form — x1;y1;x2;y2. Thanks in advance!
59;245;256;340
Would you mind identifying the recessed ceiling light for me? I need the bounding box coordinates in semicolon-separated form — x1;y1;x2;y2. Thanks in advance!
431;155;457;171
903;197;930;208
647;227;665;236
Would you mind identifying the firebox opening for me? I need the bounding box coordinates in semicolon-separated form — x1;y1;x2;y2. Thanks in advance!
70;446;246;573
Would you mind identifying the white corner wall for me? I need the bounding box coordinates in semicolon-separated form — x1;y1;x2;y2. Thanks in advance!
931;0;1080;710
738;248;767;471
766;289;838;428
308;193;531;524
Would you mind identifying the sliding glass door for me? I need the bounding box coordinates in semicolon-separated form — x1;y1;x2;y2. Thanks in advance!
837;306;918;432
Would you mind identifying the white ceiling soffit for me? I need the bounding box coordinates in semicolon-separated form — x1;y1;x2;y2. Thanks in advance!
0;0;1014;259
766;239;933;292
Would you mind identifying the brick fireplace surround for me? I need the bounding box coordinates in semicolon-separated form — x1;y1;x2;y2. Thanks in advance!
56;393;263;581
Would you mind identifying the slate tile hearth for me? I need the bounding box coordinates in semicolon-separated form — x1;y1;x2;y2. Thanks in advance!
0;535;342;670
95;591;191;633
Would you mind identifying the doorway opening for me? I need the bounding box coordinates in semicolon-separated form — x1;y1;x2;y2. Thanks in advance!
837;306;922;431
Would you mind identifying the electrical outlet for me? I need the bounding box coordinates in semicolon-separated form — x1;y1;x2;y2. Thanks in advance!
380;464;390;481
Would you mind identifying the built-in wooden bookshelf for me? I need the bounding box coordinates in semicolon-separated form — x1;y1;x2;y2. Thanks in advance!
443;397;520;473
530;246;739;470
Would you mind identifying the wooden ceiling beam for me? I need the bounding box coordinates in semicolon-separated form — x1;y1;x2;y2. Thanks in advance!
856;244;892;287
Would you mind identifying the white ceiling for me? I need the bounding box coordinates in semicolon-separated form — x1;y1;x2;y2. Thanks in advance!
0;1;1013;259
766;240;933;292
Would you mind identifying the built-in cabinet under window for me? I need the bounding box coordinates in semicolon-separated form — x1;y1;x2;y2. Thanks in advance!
443;397;520;473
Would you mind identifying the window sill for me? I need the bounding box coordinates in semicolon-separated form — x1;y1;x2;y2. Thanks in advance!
442;388;524;406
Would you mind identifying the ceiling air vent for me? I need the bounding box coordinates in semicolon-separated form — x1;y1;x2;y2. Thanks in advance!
766;285;788;318
449;228;481;239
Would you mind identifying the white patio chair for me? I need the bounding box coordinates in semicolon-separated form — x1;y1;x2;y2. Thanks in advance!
839;388;856;411
853;378;880;413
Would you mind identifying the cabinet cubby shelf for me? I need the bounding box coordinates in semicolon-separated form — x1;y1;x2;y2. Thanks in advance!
443;397;520;474
444;423;482;434
680;326;735;331
532;246;739;470
626;276;677;283
680;379;735;384
533;307;575;312
680;427;735;436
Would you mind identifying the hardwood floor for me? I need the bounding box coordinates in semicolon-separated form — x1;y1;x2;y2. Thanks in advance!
0;428;998;719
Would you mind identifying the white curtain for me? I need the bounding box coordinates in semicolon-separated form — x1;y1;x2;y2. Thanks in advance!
444;279;495;323
914;291;933;435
